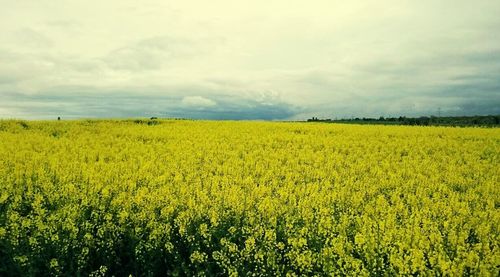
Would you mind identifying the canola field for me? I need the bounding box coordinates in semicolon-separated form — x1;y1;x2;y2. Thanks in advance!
0;119;499;276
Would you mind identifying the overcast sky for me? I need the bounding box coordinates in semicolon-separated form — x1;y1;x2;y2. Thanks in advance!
1;0;499;119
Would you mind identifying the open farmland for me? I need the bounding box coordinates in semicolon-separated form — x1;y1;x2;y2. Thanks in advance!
0;120;499;276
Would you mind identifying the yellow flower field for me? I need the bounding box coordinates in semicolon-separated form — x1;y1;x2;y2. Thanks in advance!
0;119;499;276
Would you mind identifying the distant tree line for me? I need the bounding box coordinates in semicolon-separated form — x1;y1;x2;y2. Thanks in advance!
307;115;500;127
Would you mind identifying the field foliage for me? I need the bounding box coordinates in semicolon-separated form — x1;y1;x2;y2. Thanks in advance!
0;120;499;276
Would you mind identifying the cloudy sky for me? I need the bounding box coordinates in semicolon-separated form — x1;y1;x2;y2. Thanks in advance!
1;0;499;119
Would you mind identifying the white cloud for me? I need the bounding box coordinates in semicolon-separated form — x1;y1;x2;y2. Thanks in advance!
182;96;217;108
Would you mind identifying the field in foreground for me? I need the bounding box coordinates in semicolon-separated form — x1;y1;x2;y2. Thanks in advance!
0;119;499;276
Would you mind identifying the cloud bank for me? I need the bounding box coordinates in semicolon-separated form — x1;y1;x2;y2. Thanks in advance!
0;0;499;119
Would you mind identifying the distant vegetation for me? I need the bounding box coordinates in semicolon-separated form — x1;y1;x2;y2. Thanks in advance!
307;115;500;127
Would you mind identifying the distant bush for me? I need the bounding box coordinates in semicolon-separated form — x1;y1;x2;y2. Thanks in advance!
311;115;500;127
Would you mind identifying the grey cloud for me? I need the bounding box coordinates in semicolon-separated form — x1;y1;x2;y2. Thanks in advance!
1;1;499;120
15;28;53;48
0;86;299;120
45;20;80;29
285;44;500;118
104;47;163;71
0;76;18;85
166;93;299;120
103;36;220;71
0;50;53;85
0;49;107;93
